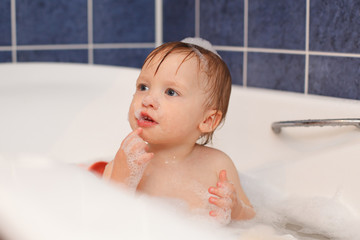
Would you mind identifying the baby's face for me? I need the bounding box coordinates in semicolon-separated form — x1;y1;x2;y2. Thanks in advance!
128;52;209;145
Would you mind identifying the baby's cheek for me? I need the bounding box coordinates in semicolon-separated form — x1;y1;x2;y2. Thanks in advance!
128;105;138;129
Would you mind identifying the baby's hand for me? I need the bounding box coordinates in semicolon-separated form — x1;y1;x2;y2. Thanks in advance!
110;128;154;188
208;170;238;224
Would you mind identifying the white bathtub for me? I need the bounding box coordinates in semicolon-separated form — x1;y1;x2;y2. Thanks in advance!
1;63;359;240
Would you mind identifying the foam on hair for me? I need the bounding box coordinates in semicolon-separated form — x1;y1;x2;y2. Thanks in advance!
181;37;221;58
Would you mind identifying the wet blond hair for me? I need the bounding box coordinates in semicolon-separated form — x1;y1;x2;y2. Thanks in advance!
142;41;232;145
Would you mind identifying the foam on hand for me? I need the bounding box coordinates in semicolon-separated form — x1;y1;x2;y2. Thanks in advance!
122;134;149;189
216;208;232;225
214;184;233;225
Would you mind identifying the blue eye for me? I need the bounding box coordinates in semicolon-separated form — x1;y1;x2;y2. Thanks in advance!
165;88;178;97
138;84;149;91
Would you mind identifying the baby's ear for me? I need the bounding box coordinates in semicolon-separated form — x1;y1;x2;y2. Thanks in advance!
199;110;222;133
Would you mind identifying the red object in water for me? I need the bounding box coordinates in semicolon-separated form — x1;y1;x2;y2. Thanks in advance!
88;161;108;176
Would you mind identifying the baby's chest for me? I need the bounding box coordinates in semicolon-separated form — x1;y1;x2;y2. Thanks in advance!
138;168;214;209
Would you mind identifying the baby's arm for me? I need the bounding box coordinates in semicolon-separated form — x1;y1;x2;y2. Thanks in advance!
208;162;255;222
103;128;154;189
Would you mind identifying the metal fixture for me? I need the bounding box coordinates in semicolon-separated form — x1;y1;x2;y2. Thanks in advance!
272;118;360;134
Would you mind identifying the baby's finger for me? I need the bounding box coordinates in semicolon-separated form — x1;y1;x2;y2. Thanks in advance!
210;182;235;197
208;196;232;210
122;128;143;148
218;169;228;183
137;152;154;165
124;132;148;155
125;128;142;142
209;210;217;217
208;186;225;198
128;137;147;152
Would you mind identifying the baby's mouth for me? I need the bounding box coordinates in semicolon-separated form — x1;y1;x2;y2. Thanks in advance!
135;110;158;125
141;114;155;122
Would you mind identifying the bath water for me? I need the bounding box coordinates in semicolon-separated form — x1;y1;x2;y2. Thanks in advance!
3;154;359;240
169;171;360;239
226;173;360;240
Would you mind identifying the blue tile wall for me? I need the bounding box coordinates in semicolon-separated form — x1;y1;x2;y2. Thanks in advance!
0;0;11;46
200;0;244;46
218;51;243;86
93;0;154;43
247;53;305;92
16;0;88;45
0;52;12;63
94;48;152;68
310;0;360;53
248;0;306;49
1;0;360;101
163;0;195;42
309;56;360;99
17;50;88;63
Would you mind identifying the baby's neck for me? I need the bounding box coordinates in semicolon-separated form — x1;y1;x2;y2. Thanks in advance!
148;142;199;165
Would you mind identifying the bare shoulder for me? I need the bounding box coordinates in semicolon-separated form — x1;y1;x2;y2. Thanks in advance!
195;145;253;210
194;144;236;171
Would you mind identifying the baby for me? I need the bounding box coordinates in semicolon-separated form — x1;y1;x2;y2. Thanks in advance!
101;38;255;223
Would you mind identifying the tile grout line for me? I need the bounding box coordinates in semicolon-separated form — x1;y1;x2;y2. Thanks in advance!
94;43;156;49
1;43;156;51
195;0;200;37
213;45;360;58
87;0;94;64
304;0;310;94
242;0;248;87
10;0;17;63
3;43;360;59
155;0;163;47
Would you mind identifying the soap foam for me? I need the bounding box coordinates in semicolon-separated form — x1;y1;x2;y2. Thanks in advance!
186;180;232;225
181;37;221;58
213;183;233;225
230;173;360;240
181;37;222;73
5;153;359;240
122;135;149;189
134;109;142;120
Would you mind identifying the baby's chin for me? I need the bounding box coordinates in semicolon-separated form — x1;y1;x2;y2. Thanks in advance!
137;130;161;145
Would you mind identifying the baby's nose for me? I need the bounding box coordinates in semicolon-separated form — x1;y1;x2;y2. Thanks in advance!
142;95;160;110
